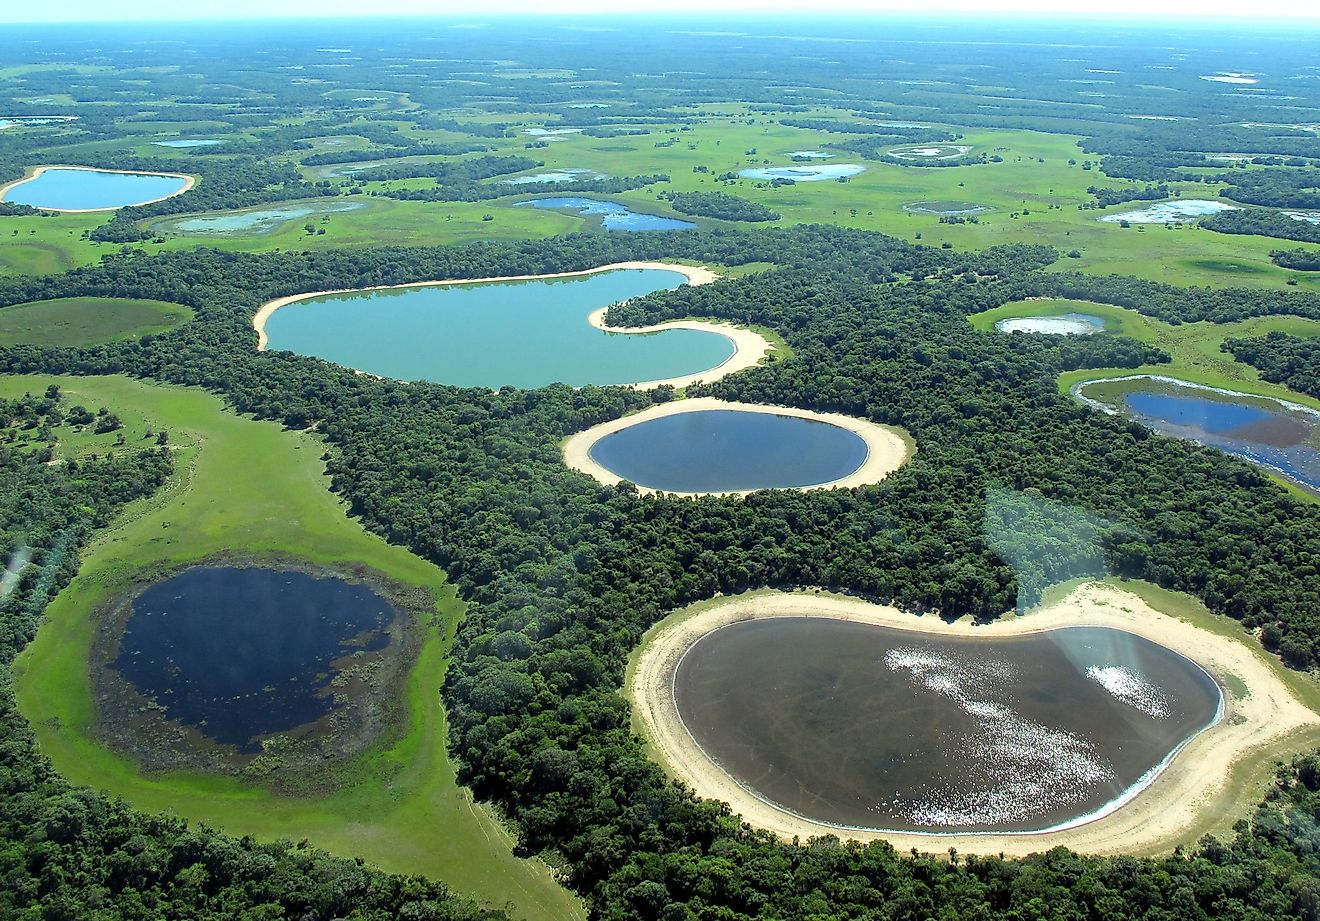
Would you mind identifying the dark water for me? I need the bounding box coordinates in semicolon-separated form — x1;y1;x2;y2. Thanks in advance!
588;410;869;492
675;619;1221;833
1103;382;1320;495
111;566;395;751
515;196;696;231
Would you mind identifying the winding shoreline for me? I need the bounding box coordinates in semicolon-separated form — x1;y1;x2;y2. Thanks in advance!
252;261;772;391
562;397;912;497
0;164;197;213
626;583;1320;855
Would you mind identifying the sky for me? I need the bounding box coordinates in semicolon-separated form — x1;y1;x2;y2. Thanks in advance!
5;0;1320;24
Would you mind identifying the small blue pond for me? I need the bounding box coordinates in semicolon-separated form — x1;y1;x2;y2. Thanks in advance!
516;196;696;231
153;139;222;148
738;164;865;182
3;167;190;210
111;566;396;751
588;409;870;493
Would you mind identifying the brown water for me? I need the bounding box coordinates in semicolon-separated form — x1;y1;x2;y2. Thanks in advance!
673;618;1221;833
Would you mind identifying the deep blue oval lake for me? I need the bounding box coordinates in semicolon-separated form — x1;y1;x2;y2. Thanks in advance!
3;167;190;210
1077;377;1320;495
110;566;396;752
263;268;734;388
589;409;869;492
515;197;696;231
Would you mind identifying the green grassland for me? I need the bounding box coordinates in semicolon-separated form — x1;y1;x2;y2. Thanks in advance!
969;297;1320;409
2;374;582;921
6;110;1315;295
970;298;1320;500
0;296;191;347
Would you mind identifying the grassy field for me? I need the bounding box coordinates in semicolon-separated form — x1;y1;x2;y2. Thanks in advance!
3;374;582;921
968;298;1320;501
971;297;1320;410
0;296;191;347
6;112;1318;296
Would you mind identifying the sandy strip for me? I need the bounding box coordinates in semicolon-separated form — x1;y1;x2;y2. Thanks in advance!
562;396;911;497
584;307;772;390
253;262;769;391
0;164;196;213
626;583;1320;855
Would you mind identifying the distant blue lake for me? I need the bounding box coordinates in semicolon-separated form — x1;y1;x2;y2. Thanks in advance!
1079;378;1320;495
739;164;865;182
153;139;221;148
516;197;696;231
589;409;869;492
3;167;189;210
111;566;396;752
264;268;733;388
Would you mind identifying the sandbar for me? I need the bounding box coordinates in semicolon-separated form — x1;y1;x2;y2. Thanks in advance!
252;261;769;391
562;396;911;497
0;164;196;213
626;583;1320;855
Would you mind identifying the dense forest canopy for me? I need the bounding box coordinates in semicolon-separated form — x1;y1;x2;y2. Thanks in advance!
4;14;1320;921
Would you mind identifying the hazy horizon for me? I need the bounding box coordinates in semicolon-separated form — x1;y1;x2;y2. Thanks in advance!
5;2;1320;25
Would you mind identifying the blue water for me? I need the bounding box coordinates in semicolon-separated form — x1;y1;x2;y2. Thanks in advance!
264;268;733;388
3;167;189;210
153;139;221;148
1125;392;1272;434
738;164;865;182
516;197;696;231
112;567;395;751
1117;387;1320;494
503;168;603;185
588;409;870;492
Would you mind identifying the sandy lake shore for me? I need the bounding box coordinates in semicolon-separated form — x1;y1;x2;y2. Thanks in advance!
252;261;766;392
626;583;1320;856
0;164;196;213
562;396;912;497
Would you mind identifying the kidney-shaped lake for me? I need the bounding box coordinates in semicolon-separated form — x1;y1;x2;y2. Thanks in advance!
261;268;737;388
675;618;1221;833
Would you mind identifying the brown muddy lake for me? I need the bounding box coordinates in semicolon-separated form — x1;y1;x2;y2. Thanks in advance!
673;618;1221;833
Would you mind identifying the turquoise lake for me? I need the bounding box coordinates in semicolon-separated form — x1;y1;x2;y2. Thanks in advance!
263;268;735;388
589;409;869;492
3;167;190;210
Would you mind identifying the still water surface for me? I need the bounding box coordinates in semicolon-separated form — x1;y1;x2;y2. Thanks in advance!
3;167;189;210
264;268;733;388
111;566;395;752
588;409;869;492
675;618;1221;832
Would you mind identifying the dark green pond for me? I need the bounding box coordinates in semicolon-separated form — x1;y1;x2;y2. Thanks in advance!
110;566;396;752
674;618;1221;833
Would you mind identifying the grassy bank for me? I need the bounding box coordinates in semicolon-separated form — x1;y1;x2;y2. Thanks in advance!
3;373;582;921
